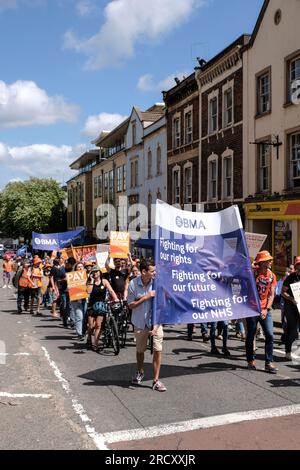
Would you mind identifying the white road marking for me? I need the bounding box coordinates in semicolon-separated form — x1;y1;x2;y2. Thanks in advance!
0;392;51;399
41;346;107;450
101;404;300;444
0;353;31;356
274;348;299;360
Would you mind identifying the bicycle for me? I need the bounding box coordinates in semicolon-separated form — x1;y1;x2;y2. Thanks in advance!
110;300;129;348
102;301;120;355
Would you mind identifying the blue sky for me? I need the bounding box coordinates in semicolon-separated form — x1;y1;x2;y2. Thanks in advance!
0;0;264;188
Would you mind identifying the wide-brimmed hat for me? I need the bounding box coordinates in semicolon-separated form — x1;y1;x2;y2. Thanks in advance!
294;257;300;267
255;251;273;264
91;265;101;272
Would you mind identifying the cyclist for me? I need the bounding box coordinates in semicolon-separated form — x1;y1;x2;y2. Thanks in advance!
86;266;118;351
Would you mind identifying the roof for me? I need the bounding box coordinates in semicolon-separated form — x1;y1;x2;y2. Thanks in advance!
69;149;99;170
247;0;270;48
198;34;251;72
93;117;130;147
163;72;196;98
140;111;164;122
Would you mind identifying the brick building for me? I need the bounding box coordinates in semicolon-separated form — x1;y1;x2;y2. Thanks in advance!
163;73;200;210
196;35;250;219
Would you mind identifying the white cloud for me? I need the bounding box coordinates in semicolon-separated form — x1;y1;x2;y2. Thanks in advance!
0;80;80;128
0;142;87;182
137;71;190;92
64;0;206;70
76;0;96;17
81;112;127;138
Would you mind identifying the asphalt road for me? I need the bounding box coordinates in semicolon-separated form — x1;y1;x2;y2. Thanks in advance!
0;284;299;450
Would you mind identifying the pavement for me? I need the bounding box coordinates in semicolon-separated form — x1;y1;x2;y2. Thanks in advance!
0;283;299;451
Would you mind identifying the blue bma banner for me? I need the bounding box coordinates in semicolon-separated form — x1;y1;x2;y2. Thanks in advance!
153;201;260;325
32;228;85;251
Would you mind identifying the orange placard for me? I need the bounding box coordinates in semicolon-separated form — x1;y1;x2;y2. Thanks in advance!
109;231;130;259
66;271;88;301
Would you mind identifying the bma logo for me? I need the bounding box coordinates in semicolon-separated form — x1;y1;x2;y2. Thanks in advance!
175;216;206;230
34;238;58;246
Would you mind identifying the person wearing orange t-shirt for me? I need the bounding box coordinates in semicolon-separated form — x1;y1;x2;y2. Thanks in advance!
29;257;43;315
246;251;278;374
2;256;14;288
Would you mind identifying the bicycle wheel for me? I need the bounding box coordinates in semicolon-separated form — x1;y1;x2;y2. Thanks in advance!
109;317;120;355
119;318;127;348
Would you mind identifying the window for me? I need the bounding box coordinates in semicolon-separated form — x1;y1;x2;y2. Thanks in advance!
122;164;126;191
117;167;122;192
184;111;192;144
184;165;192;203
148;193;152;226
172;167;181;204
289;132;300;188
148;150;152;179
208;156;218;200
130;160;138;188
289;56;300;102
132;122;136;146
94;177;98;199
78;183;84;202
156;145;161;175
104;173;109;203
174;117;181;148
258;143;270;192
109;170;114;203
224;88;233;127
130;161;134;188
97;175;102;197
134;161;138;187
209;97;218;133
257;71;270;114
223;155;233;198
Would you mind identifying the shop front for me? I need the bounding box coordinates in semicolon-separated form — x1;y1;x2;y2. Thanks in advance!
244;200;300;274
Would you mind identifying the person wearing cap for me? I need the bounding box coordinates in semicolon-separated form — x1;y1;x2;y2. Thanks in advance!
29;257;43;315
246;251;278;374
281;257;300;360
2;255;14;289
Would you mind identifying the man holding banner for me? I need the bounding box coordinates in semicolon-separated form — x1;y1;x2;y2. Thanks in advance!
153;201;268;380
128;259;167;392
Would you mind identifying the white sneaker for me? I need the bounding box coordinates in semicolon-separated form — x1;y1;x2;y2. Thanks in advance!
2;285;7;289
286;352;292;361
8;285;12;289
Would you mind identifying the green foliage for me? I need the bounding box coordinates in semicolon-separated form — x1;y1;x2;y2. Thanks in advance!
0;178;66;239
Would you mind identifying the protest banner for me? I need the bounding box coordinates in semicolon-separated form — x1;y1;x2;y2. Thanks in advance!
32;228;85;251
66;270;88;301
245;232;267;261
153;201;261;325
290;282;300;314
109;231;130;258
96;252;109;272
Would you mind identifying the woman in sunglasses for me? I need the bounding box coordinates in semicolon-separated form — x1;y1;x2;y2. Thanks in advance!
86;266;118;351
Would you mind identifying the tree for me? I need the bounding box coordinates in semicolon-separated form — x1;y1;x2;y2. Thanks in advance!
0;178;67;240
